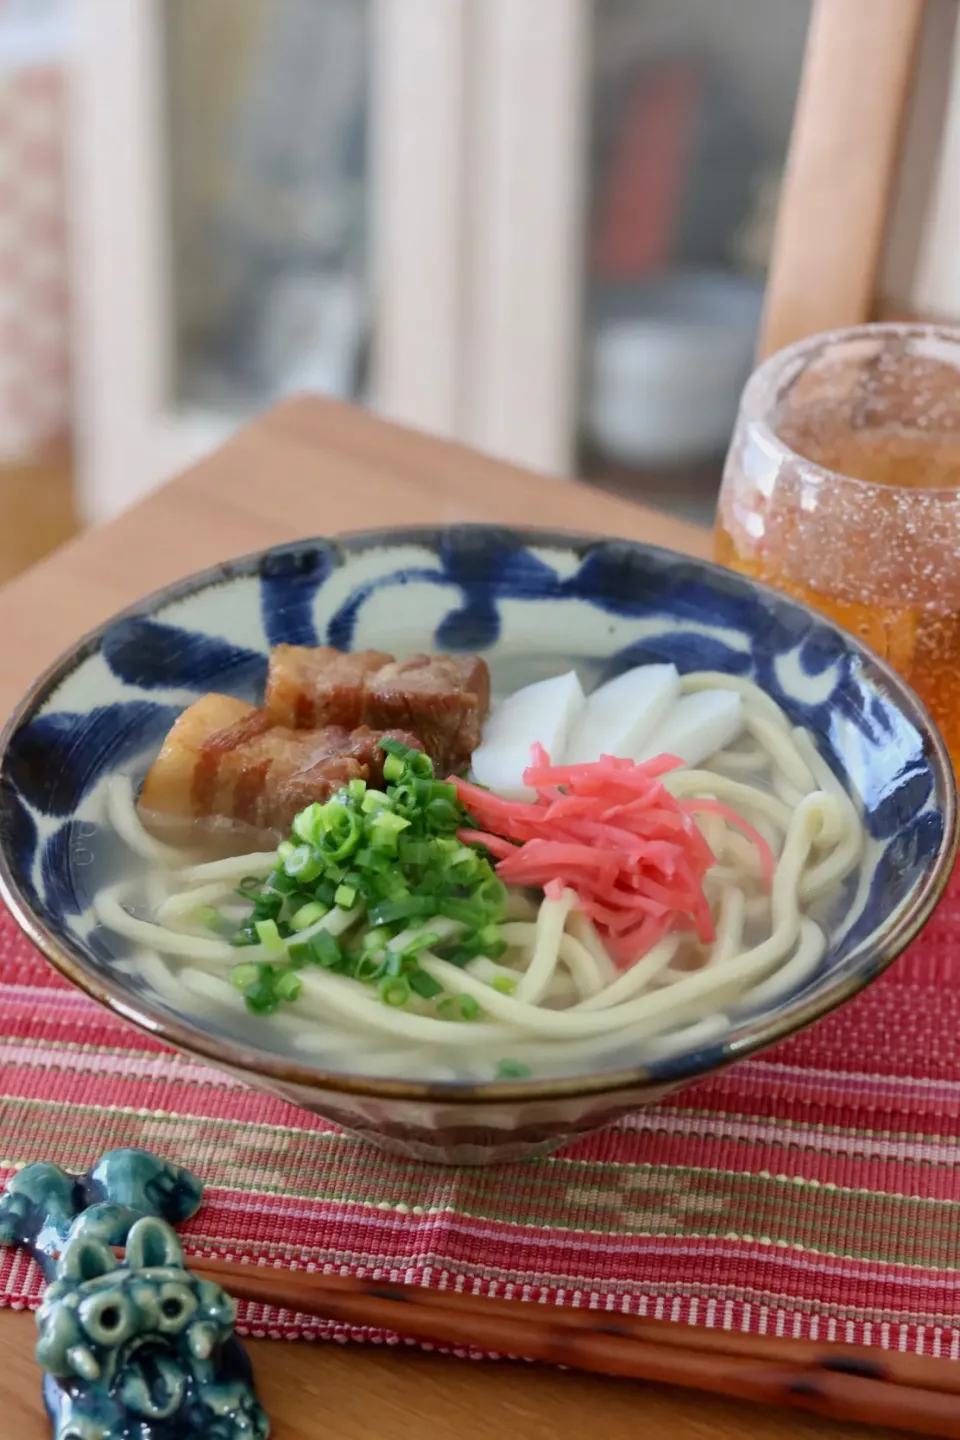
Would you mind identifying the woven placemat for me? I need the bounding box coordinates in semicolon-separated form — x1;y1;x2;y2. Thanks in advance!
0;884;957;1354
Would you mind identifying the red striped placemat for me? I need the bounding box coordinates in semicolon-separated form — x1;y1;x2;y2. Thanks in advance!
0;885;958;1355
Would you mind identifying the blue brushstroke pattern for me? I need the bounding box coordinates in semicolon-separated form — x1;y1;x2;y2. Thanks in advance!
6;702;181;816
259;542;337;647
102;618;267;694
0;781;37;907
603;633;751;683
40;821;94;920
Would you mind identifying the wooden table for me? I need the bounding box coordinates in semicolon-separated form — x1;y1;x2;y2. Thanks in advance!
0;399;902;1439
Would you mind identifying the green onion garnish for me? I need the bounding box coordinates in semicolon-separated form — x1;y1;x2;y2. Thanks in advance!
230;963;260;991
436;993;481;1022
308;931;343;969
355;951;383;983
266;869;298;896
495;1059;531;1080
290;900;327;931
378;976;411;1008
361;789;392;814
229;923;260;949
195;904;222;931
254;919;284;952
382;752;405;783
491;975;517;995
274;970;303;1003
232;737;510;1025
409;970;443;1000
284;845;324;883
252;893;283;922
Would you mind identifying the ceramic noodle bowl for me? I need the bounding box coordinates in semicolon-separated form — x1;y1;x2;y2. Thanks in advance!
0;527;955;1164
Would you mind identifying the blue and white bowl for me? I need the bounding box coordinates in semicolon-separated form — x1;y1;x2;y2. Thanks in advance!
0;526;955;1164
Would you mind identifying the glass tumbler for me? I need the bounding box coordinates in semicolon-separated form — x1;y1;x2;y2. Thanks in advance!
716;323;960;766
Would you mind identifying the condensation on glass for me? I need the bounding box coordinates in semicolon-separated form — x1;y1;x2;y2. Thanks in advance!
164;0;370;416
717;324;960;766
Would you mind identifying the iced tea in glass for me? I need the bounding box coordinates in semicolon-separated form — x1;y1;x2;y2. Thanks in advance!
716;324;960;766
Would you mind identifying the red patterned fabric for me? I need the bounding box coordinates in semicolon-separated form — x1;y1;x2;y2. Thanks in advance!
0;884;957;1354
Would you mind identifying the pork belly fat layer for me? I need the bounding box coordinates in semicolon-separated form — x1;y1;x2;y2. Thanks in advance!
137;692;421;845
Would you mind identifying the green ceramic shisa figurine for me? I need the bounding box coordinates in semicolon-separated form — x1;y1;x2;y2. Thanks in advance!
0;1148;269;1440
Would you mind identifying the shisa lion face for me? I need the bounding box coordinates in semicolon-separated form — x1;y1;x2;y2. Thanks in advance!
34;1216;268;1440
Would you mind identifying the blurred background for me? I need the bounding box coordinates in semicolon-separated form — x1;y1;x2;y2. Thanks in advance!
2;0;960;583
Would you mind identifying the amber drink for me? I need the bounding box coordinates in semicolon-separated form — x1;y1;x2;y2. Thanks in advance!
716;325;960;766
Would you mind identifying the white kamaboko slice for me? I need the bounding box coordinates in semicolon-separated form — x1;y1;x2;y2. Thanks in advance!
471;670;585;796
637;689;744;767
563;663;679;764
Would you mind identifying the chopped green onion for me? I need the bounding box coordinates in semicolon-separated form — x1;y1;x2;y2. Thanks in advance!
231;963;280;1016
495;1059;531;1080
371;810;410;837
361;925;391;953
437;897;486;927
491;975;517;995
355;951;384;983
397;837;430;866
195;904;222;931
478;877;509;910
314;878;337;906
274;970;303;1002
229;923;260;949
308;931;343;969
237;735;512;1029
252;893;283;922
284;845;324;882
292;804;323;845
409;970;443;1000
317;802;363;861
290;900;327;931
245;979;279;1016
230;963;260;991
355;846;390;873
436;993;480;1022
377;736;422;760
396;930;440;959
368;895;437;927
426;798;459;831
265;870;298;896
382;752;405;783
378;975;411;1008
361;789;392;814
254;919;284;952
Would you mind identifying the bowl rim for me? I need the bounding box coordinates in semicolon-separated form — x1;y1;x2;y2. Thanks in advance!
0;522;956;1107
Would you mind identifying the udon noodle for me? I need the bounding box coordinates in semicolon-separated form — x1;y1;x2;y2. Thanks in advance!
93;672;864;1082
